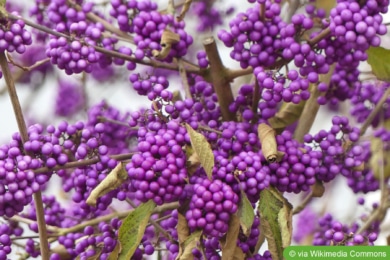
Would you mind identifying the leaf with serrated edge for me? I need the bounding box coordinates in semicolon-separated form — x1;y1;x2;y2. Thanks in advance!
86;162;128;206
367;46;390;81
221;215;240;260
238;192;255;237
117;200;156;260
185;124;215;180
176;230;202;260
258;187;292;260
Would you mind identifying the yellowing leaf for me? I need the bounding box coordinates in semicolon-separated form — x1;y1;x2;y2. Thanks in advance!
117;200;156;260
369;137;390;179
185;145;201;175
86;162;128;207
176;230;202;260
238;192;255;237
367;46;390;81
185;124;215;179
107;242;121;260
314;0;336;16
221;214;240;260
258;187;293;260
268;101;306;134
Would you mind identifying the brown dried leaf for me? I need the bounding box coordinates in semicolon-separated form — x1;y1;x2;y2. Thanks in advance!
221;215;241;260
177;0;193;21
177;213;190;244
86;162;128;206
153;29;180;59
258;124;279;163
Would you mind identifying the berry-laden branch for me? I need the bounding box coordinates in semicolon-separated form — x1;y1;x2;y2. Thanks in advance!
203;37;236;121
34;152;136;174
6;13;201;75
0;53;50;259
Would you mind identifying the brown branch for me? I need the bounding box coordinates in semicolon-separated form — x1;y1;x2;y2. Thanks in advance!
34;152;136;173
66;0;134;43
226;67;253;82
177;58;192;99
203;37;236;121
57;202;179;236
360;87;390;136
0;53;50;259
6;13;201;75
251;78;260;124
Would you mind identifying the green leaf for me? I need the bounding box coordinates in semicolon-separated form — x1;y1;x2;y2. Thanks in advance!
369;137;390;179
176;230;202;260
117;200;156;260
258;187;293;260
185;124;215;180
237;191;255;237
367;46;390;81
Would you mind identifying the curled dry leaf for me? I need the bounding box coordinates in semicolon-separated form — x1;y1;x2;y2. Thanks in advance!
152;29;180;59
258;123;279;163
86;162;128;207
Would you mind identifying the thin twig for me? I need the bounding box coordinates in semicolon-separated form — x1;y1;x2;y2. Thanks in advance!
6;13;201;75
34;152;136;173
57;202;179;236
126;199;175;243
251;78;260;124
0;52;50;259
360;87;390;136
177;58;192;99
293;191;314;215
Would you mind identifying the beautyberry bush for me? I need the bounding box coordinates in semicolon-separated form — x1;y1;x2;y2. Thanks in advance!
0;0;389;260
